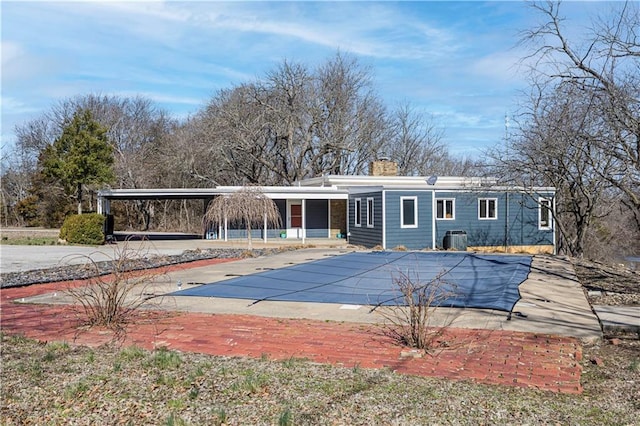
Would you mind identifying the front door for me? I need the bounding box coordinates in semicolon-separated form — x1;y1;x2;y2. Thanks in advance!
287;200;304;238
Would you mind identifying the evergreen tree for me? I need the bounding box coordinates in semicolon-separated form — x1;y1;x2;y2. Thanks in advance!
40;109;114;214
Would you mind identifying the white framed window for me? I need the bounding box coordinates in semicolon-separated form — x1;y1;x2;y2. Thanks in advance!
400;196;418;228
436;198;455;220
478;198;497;220
539;197;552;230
354;198;362;227
366;197;374;227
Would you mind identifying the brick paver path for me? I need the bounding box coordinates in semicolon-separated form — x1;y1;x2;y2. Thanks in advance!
1;258;583;394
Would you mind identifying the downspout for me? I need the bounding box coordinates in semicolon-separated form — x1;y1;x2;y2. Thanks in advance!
505;191;509;252
552;195;557;255
346;196;350;244
382;191;386;249
431;190;436;250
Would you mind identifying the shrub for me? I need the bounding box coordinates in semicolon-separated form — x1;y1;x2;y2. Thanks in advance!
15;195;40;227
376;269;457;351
59;213;105;245
65;240;167;334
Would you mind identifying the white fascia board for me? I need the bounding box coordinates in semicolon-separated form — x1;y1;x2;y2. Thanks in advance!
298;175;433;188
297;175;502;189
98;186;349;200
348;186;384;194
263;190;348;200
432;186;556;193
97;188;219;198
216;186;348;200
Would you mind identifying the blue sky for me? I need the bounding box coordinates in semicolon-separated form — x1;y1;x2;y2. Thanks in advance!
1;1;603;156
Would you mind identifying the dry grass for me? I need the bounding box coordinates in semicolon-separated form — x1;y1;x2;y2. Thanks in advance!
1;233;639;424
1;334;638;425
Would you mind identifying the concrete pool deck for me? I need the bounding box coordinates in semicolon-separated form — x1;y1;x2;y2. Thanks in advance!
10;245;605;343
9;243;640;393
154;249;605;343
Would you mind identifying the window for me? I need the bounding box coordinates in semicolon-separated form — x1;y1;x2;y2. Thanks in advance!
539;198;552;230
366;197;374;227
436;198;455;220
400;196;418;228
478;198;497;220
354;198;362;227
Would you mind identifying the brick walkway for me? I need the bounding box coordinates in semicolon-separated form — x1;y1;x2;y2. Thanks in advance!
0;259;583;394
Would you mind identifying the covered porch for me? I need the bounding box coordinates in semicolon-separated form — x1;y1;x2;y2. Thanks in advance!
97;186;348;244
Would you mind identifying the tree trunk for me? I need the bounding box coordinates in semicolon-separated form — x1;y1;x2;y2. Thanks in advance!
77;183;83;214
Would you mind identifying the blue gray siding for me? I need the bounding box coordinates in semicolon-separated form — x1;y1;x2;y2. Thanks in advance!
384;190;433;250
348;192;383;247
433;190;554;248
349;189;553;250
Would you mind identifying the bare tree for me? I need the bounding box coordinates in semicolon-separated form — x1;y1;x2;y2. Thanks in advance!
312;53;390;176
487;1;640;259
196;53;390;185
203;186;282;250
384;103;447;176
520;1;640;228
490;80;621;257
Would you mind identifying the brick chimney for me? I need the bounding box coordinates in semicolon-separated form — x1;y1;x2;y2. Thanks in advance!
369;157;398;176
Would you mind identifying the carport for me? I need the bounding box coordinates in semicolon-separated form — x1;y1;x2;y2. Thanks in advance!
97;187;348;243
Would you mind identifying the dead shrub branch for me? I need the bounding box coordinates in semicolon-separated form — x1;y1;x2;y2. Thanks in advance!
376;269;458;351
65;239;169;335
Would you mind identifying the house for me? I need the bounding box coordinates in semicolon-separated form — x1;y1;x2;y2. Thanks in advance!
297;169;555;253
97;160;555;253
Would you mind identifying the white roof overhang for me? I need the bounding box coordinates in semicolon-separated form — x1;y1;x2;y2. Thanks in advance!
97;186;348;201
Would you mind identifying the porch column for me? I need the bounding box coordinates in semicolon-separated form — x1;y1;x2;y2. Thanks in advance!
263;213;268;243
302;199;306;244
327;200;331;238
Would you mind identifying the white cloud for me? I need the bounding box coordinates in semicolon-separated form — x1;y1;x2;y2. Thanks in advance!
0;96;40;115
470;50;527;83
112;90;203;107
1;41;56;84
1;1;553;154
1;41;23;65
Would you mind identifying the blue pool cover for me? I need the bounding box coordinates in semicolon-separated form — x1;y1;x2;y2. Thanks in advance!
173;251;533;313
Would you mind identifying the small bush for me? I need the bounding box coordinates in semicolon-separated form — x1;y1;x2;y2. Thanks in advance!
15;195;40;227
66;240;167;333
376;269;457;351
59;213;105;245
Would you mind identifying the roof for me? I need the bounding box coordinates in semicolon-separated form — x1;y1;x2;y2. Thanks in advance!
97;175;554;201
297;175;555;193
296;174;495;188
97;186;348;201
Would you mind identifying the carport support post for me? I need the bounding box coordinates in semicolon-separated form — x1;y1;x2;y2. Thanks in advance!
98;197;110;216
